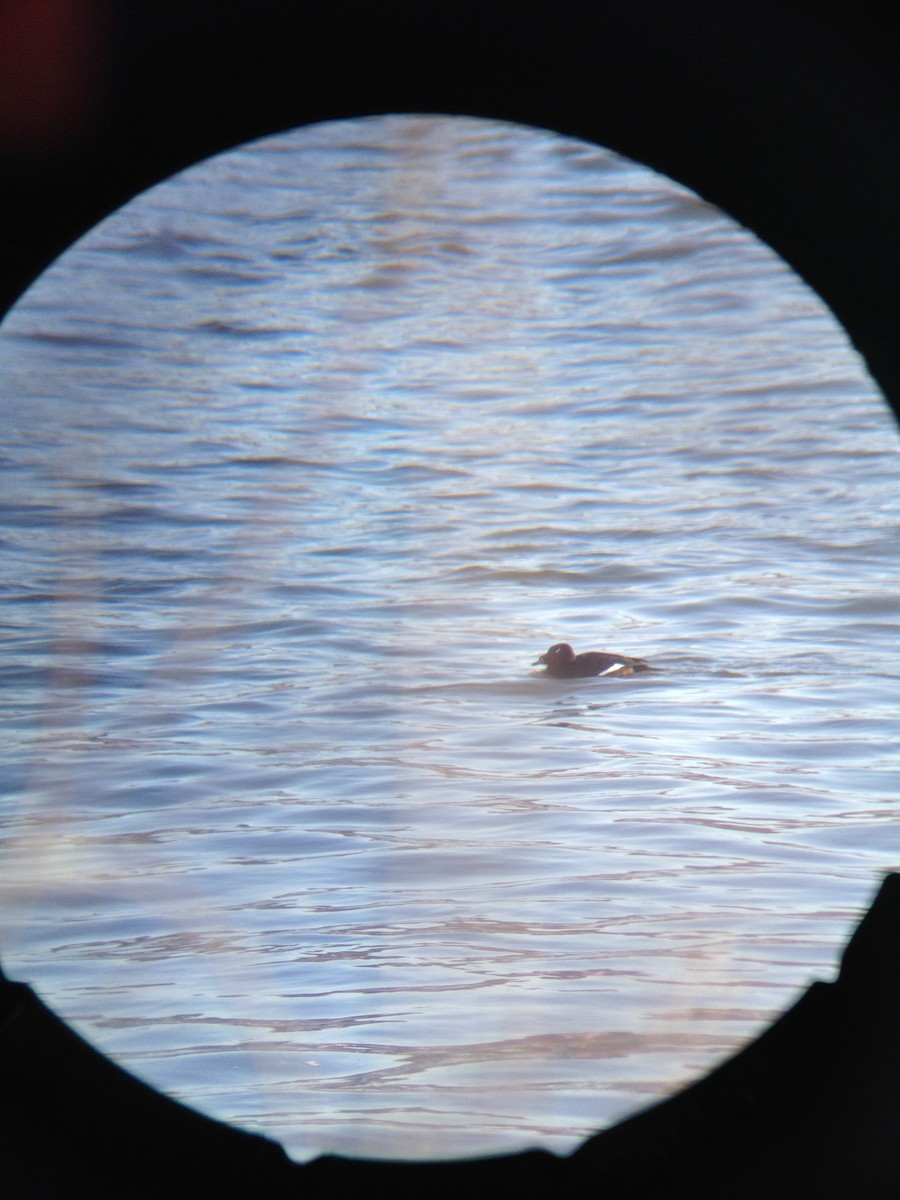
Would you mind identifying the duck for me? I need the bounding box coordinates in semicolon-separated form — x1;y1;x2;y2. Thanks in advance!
534;642;651;679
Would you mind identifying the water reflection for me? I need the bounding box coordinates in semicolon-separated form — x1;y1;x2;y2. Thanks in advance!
0;115;898;1161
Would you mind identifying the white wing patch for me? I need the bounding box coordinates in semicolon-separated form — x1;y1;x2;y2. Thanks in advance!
599;662;625;676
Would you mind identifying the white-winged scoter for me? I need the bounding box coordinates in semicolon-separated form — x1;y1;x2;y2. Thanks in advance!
535;642;651;679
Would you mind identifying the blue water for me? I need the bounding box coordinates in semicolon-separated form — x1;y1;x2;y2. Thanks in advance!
1;115;898;1161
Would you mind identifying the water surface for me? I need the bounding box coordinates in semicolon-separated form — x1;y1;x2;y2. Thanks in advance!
1;115;898;1161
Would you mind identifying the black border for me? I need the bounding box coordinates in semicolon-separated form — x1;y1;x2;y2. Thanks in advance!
2;3;899;1195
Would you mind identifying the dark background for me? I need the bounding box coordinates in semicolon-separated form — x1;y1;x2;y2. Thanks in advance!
1;2;899;1196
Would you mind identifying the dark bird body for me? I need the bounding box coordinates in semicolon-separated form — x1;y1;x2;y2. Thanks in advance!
535;642;651;679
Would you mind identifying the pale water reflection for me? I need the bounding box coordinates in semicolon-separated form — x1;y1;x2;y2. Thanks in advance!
0;115;898;1161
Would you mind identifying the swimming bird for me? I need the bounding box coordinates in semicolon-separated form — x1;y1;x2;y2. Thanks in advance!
534;642;651;679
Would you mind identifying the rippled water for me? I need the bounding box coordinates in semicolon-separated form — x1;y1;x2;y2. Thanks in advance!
1;115;899;1161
